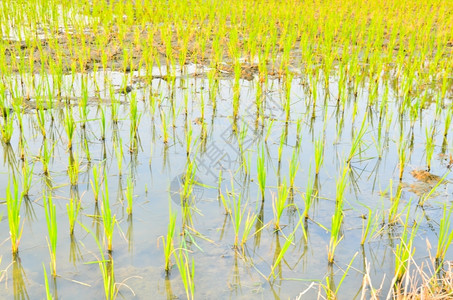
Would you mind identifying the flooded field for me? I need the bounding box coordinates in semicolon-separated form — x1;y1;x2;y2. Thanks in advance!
0;0;453;299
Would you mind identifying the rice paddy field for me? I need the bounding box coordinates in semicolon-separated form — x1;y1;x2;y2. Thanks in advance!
0;0;453;299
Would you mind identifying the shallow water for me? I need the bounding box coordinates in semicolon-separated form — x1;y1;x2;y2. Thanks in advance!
0;66;452;299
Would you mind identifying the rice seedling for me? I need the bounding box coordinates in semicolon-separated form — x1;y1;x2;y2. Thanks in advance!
67;194;81;236
303;172;317;219
394;203;419;283
101;174;116;252
288;149;299;191
257;146;266;201
419;171;449;206
6;179;24;255
124;175;134;215
322;253;358;300
388;182;403;224
360;208;380;245
174;247;195;300
397;139;408;181
435;204;453;266
269;233;294;280
63;106;76;150
272;178;290;231
79;223;117;300
160;204;177;273
42;263;53;300
0;108;14;144
67;151;81;186
113;138;123;176
314;136;324;175
346;114;368;164
21;160;34;197
425;125;435;171
90;164;102;202
43;192;57;277
328;198;344;264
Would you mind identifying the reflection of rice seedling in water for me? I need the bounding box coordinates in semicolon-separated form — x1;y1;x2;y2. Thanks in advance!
6;180;24;255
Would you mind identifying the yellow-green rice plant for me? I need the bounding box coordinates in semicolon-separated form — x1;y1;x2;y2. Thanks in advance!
443;108;452;141
63;106;76;150
0;109;14;144
360;208;380;245
435;204;453;266
272;178;289;231
288;149;299;190
303;172;317;219
269;233;294;280
41;139;55;176
102;174;116;252
42;263;52;300
36;102;47;138
328;199;344;264
240;210;257;250
124;175;134;215
425;125;435;171
6;180;24;255
419;172;449;206
161;206;177;273
21;160;34;197
257;146;266;201
67;151;81;186
388;182;402;224
79;223;117;300
67;194;81;236
99;105;106;141
314;136;324;175
129;92;141;151
229;185;247;248
322;253;358;300
90;164;102;202
397;139;407;181
394;203;419;283
346;115;368;164
43;192;57;277
113;138;123;176
174;248;195;300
